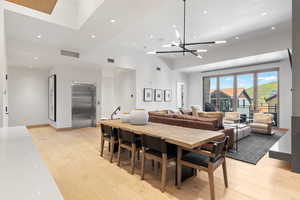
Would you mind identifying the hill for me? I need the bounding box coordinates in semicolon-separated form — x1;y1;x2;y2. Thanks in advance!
246;82;278;103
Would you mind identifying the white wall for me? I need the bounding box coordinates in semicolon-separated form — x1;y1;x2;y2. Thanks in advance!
0;2;8;127
187;60;293;129
50;66;102;129
134;55;188;111
101;68;136;119
114;69;136;113
78;0;104;27
8;67;49;126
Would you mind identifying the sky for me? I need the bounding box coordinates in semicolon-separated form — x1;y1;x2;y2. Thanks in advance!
210;71;278;89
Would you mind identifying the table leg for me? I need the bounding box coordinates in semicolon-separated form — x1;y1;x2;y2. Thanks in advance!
176;146;197;185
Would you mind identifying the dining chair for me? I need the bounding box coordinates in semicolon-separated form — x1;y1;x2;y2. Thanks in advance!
141;134;177;192
100;124;118;163
117;129;141;174
177;136;229;200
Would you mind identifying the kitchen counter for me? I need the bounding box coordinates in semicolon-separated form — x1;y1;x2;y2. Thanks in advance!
0;126;64;200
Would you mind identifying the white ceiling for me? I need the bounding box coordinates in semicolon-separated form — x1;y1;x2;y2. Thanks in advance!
178;50;290;73
4;0;292;71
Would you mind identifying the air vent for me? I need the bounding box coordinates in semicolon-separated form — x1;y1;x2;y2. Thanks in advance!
60;50;80;58
107;58;115;63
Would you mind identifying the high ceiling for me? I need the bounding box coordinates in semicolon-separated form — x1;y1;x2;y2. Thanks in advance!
4;0;292;71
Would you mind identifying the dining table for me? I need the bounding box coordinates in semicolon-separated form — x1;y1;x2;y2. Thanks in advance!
100;120;225;181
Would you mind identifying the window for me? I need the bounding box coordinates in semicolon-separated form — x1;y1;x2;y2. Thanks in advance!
203;77;218;111
219;76;234;112
203;69;279;126
237;74;254;119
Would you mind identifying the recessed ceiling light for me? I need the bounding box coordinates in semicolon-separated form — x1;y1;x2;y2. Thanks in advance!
203;10;208;15
172;24;177;28
36;35;42;39
33;57;39;60
147;51;157;55
261;12;268;16
149;35;154;39
110;19;116;23
197;55;203;59
271;26;276;30
215;40;227;44
91;34;96;39
235;36;240;40
197;49;208;53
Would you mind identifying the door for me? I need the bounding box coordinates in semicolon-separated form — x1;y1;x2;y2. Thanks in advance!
72;83;96;128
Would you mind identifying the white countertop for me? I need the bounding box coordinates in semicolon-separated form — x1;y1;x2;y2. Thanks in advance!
0;126;64;200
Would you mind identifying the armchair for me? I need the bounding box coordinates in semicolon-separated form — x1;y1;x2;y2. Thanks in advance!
250;113;273;134
223;112;240;124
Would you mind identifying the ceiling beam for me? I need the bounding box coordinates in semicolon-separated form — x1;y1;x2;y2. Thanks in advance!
6;0;58;14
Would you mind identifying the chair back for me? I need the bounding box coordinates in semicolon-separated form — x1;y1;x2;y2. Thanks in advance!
211;136;229;161
118;129;137;144
141;135;167;153
253;113;273;124
224;112;240;121
101;124;117;139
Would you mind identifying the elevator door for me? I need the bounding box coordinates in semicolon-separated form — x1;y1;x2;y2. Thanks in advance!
72;83;96;128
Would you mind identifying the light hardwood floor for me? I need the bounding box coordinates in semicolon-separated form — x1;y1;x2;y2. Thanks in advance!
29;127;300;200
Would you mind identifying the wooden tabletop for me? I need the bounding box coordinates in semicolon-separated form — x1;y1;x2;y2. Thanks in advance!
100;120;224;149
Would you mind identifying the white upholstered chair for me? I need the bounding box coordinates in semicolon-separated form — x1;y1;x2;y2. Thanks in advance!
250;113;273;134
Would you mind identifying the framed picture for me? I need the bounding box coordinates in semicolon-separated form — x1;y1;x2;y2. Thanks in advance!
48;74;56;121
164;89;172;102
155;89;163;102
143;88;153;102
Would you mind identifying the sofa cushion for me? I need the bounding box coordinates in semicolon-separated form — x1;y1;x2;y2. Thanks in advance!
199;112;223;128
224;112;240;121
191;105;202;117
149;112;175;118
174;114;216;122
179;109;192;115
167;109;182;115
250;123;269;129
254;113;273;124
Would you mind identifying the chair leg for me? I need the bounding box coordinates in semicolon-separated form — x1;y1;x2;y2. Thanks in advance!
137;150;140;160
141;147;145;180
208;170;215;200
108;142;111;152
177;147;182;189
117;142;121;167
130;144;137;175
151;160;155;170
222;159;229;188
175;158;178;185
100;138;105;157
110;139;115;163
161;154;167;192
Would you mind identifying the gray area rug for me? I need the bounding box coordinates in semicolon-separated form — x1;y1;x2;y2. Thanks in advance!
227;131;285;165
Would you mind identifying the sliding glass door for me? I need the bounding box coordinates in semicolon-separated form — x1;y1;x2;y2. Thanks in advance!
237;74;254;119
219;76;234;112
203;69;279;126
256;71;278;125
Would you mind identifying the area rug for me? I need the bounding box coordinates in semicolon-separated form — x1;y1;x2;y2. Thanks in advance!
227;131;285;164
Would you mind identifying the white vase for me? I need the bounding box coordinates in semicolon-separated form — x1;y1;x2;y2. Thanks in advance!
120;113;131;123
130;109;149;125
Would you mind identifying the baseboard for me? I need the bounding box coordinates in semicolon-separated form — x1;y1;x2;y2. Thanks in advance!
276;128;289;132
55;127;73;131
26;124;50;129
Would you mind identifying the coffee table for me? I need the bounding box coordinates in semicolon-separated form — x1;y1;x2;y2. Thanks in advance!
224;123;251;151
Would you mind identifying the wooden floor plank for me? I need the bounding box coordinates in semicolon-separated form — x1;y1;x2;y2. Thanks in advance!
29;127;300;200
